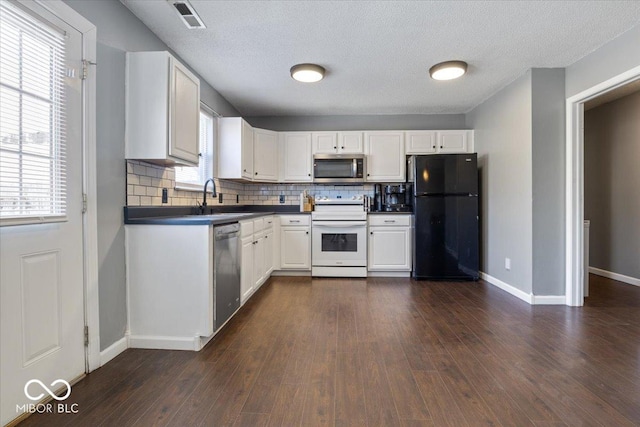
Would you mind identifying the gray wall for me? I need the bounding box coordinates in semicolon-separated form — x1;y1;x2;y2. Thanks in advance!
245;114;466;131
64;0;239;351
531;69;566;296
566;25;640;98
584;90;640;279
465;72;534;294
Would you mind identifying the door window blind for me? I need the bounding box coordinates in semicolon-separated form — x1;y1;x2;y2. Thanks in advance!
175;107;215;189
0;1;67;225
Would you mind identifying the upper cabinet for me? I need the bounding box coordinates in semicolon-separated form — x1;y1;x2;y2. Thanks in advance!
312;132;364;154
253;129;279;181
282;133;312;182
218;117;254;180
364;131;405;182
405;130;473;154
126;51;200;166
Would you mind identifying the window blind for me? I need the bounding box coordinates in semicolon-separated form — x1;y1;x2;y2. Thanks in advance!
0;1;67;224
175;108;214;189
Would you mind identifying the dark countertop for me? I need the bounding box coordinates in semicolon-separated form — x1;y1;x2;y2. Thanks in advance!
368;211;413;215
124;205;310;226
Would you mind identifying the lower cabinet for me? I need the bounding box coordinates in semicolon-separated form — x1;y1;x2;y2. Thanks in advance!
368;215;412;272
279;215;311;270
240;216;275;305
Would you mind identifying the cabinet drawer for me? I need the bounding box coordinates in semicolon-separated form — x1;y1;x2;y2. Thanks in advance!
280;215;310;226
240;220;254;238
253;217;265;232
264;216;274;230
368;215;412;227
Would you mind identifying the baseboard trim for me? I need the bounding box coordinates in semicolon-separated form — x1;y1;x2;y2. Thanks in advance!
480;272;532;304
531;295;566;305
589;267;640;287
128;334;201;351
271;270;312;277
99;335;128;366
367;271;411;277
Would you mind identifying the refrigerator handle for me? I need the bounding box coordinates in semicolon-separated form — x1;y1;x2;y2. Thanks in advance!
407;156;414;183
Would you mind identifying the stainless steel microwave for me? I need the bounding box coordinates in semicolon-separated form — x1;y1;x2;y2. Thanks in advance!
313;154;366;183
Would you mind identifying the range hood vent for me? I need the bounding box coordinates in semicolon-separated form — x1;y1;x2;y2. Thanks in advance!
168;0;206;29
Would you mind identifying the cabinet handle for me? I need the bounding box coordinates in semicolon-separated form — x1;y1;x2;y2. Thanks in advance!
341;146;345;149
370;231;373;235
440;146;443;149
306;231;309;235
290;220;300;223
244;169;247;172
265;235;268;239
384;220;396;223
255;172;258;175
333;146;337;149
367;173;370;176
308;173;311;177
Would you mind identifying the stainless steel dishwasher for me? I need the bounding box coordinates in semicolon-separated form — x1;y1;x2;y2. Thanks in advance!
213;223;241;331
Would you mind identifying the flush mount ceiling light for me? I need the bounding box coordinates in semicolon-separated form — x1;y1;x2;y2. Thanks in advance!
429;60;468;81
290;63;325;83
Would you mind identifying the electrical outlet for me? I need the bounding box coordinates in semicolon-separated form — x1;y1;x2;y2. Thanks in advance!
279;194;285;204
162;188;168;203
505;258;511;270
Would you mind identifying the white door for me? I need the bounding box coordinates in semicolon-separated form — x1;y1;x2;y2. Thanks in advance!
240;236;254;304
311;132;337;154
438;130;468;153
368;227;412;270
405;131;437;154
241;121;254;179
364;131;405;182
283;133;312;182
253;129;278;181
280;227;311;269
337;132;364;153
253;233;265;288
0;2;86;425
169;57;200;165
264;229;274;276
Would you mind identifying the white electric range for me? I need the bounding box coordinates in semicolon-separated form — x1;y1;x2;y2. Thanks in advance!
311;195;367;277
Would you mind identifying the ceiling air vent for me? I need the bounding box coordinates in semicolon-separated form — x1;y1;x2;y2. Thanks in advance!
168;0;206;29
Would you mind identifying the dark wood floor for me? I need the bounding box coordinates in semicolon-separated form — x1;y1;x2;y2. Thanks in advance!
21;274;640;426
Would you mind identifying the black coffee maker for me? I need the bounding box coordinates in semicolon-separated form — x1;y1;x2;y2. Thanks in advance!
373;183;412;212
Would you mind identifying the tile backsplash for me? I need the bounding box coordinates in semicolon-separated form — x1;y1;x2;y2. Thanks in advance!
126;160;375;207
126;160;243;207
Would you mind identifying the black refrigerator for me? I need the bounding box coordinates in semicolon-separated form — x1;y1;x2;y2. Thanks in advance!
408;154;479;280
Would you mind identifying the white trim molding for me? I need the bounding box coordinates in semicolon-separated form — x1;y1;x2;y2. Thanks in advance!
128;335;205;351
99;335;129;367
565;65;640;307
589;267;640;287
480;272;566;305
480;272;532;304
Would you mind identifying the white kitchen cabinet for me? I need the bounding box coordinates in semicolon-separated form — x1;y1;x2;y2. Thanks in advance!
240;216;274;303
253;128;279;181
125;224;212;350
279;215;311;270
240;235;255;304
338;132;364;153
282;132;313;182
405;131;437;154
406;130;473;154
364;131;405;182
218;117;254;180
368;214;412;272
312;132;364;154
126;51;200;166
438;130;471;153
312;132;337;154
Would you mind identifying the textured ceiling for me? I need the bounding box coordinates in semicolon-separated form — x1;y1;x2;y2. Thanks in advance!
121;0;640;116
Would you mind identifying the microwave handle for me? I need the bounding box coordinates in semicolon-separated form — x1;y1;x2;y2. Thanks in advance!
352;158;357;178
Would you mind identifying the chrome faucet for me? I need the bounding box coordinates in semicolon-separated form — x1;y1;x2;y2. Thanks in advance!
201;178;217;213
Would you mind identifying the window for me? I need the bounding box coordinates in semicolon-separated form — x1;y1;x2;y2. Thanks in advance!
0;2;67;225
175;106;215;190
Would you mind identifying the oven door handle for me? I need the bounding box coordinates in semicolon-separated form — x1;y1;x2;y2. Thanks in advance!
312;221;366;228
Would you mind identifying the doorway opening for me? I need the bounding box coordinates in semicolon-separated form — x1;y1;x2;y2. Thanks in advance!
565;66;640;306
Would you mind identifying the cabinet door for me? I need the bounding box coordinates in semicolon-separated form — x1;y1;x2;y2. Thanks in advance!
283;133;313;182
169;58;200;165
312;132;338;154
438;130;468;153
338;132;364;153
368;227;411;271
280;227;311;269
254;129;279;181
364;131;405;182
241;121;254;179
264;229;274;276
405;131;437;154
240;237;254;304
254;234;265;288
